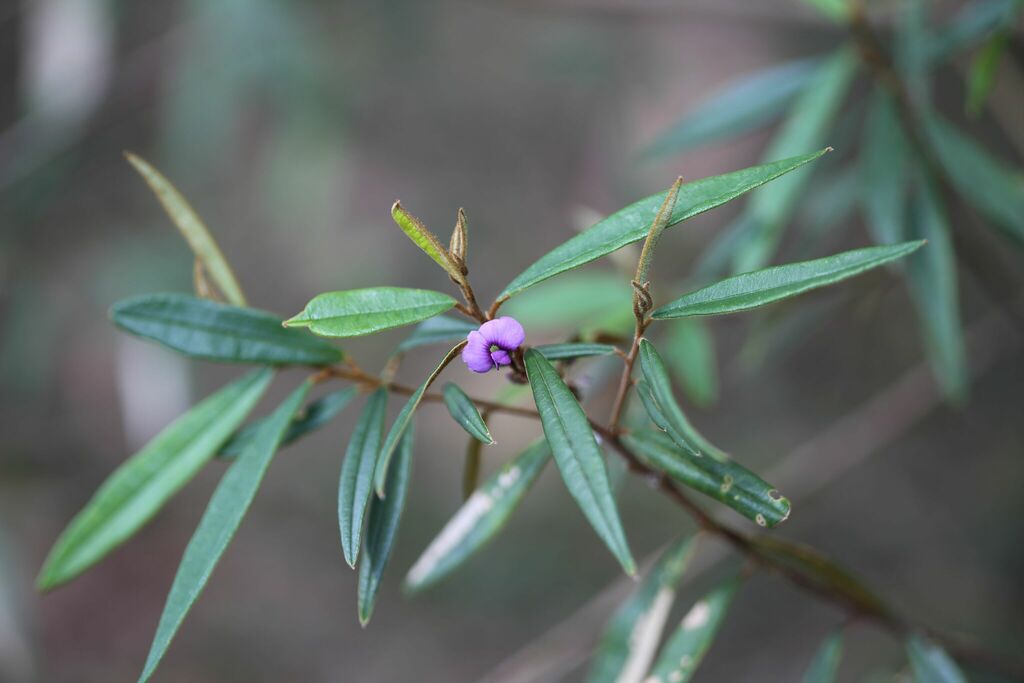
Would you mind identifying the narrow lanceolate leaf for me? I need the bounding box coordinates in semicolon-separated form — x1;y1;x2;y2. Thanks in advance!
644;577;740;683
861;89;910;246
138;379;310;683
392;201;465;283
524;349;635;575
125;153;246;306
587;538;698;683
396;315;476;353
652;242;925;320
404;440;551;593
906;634;968;683
802;631;843;683
641;57;821;159
375;343;466;496
358;423;415;626
536;343;619;361
284;287;456;338
218;387;358;458
498;150;829;299
442;383;494;445
37;369;272;591
112;294;343;366
664;319;717;408
338;389;388;568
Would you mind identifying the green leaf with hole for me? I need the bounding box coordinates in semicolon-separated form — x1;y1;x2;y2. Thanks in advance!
907;634;968;683
663;319;718;408
138;379;310;683
645;577;739;683
404;440;551;593
358;422;415;625
525;349;635;575
498;150;830;300
392;202;465;283
586;537;698;683
37;369;273;591
442;383;494;445
284;287;456;338
338;388;388;568
641;57;821;159
536;343;619;361
653;241;924;319
396;315;476;353
802;631;844;683
112;294;343;366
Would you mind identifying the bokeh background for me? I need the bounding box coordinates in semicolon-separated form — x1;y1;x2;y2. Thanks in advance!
1;1;1022;681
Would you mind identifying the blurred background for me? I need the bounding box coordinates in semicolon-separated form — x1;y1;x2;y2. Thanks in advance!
1;0;1022;681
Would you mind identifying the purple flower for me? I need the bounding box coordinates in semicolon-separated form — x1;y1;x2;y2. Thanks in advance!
462;316;526;373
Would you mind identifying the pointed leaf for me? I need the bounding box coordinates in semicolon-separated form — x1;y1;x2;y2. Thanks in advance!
652;242;925;319
663;319;717;408
284;287;456;338
906;634;968;683
37;369;272;591
498;150;830;299
338;389;388;568
861;89;910;246
524;349;635;575
442;383;494;445
392;201;465;283
112;294;343;366
802;631;844;683
536;343;619;361
404;440;551;593
587;537;698;683
396;315;476;353
138;379;310;683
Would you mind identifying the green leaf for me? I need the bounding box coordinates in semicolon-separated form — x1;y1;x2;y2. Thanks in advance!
338;388;388;568
375;343;465;496
504;272;633;332
645;577;739;683
641;57;821;159
799;0;849;22
966;30;1008;116
802;631;844;683
396;315;476;353
524;349;635;575
906;634;968;683
928;0;1020;62
358;422;415;626
284;287;456;338
652;242;925;319
498;150;830;300
391;201;465;283
586;537;698;683
112;293;343;366
730;49;858;273
138;379;310;683
36;369;273;591
442;383;494;445
663;319;718;408
125;153;247;307
218;387;358;458
860;89;910;246
535;343;620;361
404;440;551;593
923;114;1024;243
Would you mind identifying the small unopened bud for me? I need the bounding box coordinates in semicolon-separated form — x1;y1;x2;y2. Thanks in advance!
449;208;468;274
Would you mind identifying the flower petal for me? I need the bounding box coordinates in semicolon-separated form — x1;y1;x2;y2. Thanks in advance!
479;316;525;351
462;333;494;373
490;349;511;366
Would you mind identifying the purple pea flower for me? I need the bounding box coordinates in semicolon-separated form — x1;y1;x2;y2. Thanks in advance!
462;316;526;373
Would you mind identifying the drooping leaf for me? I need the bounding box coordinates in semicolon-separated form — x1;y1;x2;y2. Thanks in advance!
663;319;718;408
498;150;830;300
652;242;925;319
112;293;343;366
442;383;494;445
906;634;968;683
338;389;388;568
586;537;698;683
504;271;633;332
641;57;821;159
37;369;273;591
284;287;456;338
358;422;415;626
138;379;311;683
535;343;620;361
375;343;465;496
802;631;844;683
966;29;1009;116
125;153;247;306
524;349;635;575
861;89;910;246
404;440;551;593
218;387;358;458
644;577;740;683
391;201;466;283
396;315;476;353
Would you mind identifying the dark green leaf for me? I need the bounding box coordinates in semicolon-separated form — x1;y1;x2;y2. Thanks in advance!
284;287;456;338
524;349;635;575
535;343;619;361
338;389;388;568
663;319;718;408
861;89;910;246
358;422;415;625
37;369;273;591
112;294;343;365
498;150;830;299
906;634;968;683
404;440;551;593
442;383;494;445
587;537;698;683
138;379;310;683
803;631;844;683
652;242;924;319
396;315;476;353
